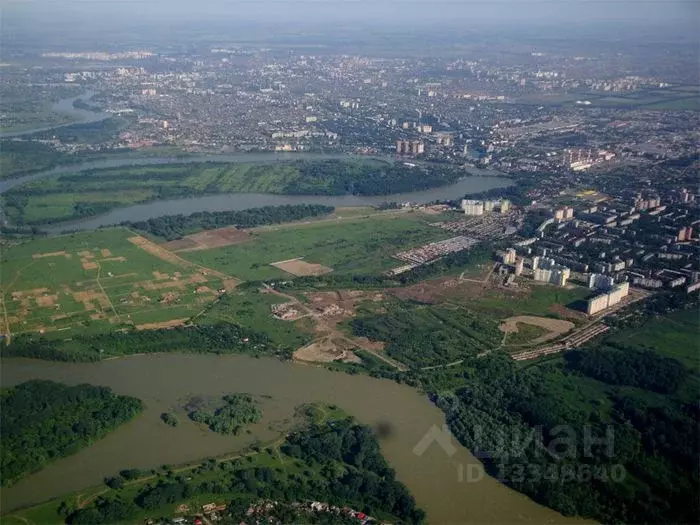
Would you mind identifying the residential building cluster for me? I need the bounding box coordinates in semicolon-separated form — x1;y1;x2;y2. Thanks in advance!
586;281;631;315
460;199;511;216
532;256;571;286
394;235;478;264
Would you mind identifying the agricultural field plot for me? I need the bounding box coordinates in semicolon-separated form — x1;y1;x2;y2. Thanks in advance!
270;258;334;277
182;214;450;281
0;228;228;339
164;227;251;252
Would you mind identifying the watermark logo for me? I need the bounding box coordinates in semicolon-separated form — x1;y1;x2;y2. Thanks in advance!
412;424;457;457
413;423;626;484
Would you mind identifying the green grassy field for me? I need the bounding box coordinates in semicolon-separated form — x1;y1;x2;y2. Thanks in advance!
198;289;313;349
0;228;228;338
503;322;549;346
181;213;449;281
606;308;699;372
0;212;453;343
466;285;591;320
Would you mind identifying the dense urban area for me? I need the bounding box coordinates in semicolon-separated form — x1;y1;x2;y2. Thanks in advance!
0;10;698;525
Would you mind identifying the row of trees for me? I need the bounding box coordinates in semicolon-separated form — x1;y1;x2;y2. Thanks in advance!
126;204;335;240
2;322;289;362
1;380;143;486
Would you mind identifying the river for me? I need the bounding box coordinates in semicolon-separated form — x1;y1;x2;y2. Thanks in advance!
0;92;110;139
0;151;512;233
0;354;581;524
44;173;512;233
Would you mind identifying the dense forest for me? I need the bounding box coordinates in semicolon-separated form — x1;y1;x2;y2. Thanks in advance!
429;343;698;524
287;159;462;196
63;418;425;524
0;380;143;486
0;140;69;180
564;345;687;394
188;394;262;435
126;204;335;240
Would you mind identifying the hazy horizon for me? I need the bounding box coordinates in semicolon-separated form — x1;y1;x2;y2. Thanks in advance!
1;0;698;53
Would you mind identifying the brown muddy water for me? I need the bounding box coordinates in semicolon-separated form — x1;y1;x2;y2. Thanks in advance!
1;354;584;524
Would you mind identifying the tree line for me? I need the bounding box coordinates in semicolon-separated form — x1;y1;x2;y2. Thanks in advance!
2;322;289;362
125;204;335;241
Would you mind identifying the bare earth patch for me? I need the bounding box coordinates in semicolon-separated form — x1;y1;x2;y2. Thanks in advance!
165;227;250;252
391;277;486;304
163;238;199;251
32;251;70;260
222;278;241;290
135;319;189;330
499;315;575;344
12;288;49;299
294;338;362;364
35;295;57;308
73;290;111;310
305;290;384;328
271;258;333;277
142;280;187;291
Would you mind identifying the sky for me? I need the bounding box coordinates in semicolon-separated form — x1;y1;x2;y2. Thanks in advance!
3;0;698;23
2;0;698;45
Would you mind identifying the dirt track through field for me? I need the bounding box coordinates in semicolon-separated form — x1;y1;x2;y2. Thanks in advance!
125;231;237;282
499;315;575;344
